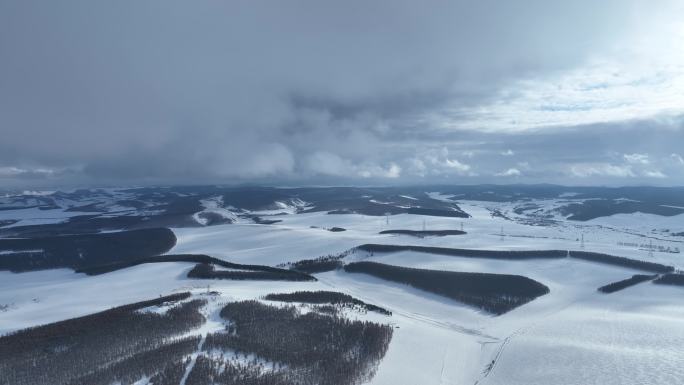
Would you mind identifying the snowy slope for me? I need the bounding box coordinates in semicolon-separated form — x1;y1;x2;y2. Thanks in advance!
2;195;684;385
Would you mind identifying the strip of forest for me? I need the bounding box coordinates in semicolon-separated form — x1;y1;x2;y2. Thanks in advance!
344;261;549;315
264;290;391;315
597;274;657;293
379;229;466;237
357;244;675;273
78;253;314;281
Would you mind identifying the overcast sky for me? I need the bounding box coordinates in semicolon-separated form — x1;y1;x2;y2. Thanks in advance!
1;0;683;188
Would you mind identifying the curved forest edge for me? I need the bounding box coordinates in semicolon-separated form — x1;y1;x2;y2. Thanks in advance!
77;254;315;281
263;290;392;315
356;244;675;273
344;261;550;315
0;228;177;273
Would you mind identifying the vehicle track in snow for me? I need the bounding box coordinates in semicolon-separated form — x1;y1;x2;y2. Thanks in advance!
473;295;590;385
179;334;205;385
179;295;227;385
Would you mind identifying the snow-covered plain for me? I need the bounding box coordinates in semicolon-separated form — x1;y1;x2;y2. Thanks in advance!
1;199;684;385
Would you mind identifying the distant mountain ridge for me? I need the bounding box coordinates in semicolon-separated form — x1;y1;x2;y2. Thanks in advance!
1;185;683;237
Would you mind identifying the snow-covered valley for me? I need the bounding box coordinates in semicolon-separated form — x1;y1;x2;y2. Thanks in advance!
1;186;684;385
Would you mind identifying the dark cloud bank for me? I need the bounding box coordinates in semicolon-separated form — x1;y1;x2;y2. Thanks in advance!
1;0;682;188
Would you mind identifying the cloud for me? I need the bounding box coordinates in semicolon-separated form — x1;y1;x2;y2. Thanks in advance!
0;167;30;177
623;153;650;164
304;152;352;177
0;166;62;179
569;163;635;178
461;151;476;159
644;170;666;178
408;147;474;177
434;3;684;134
496;168;522;177
444;159;472;173
0;1;683;187
358;163;401;179
672;153;684;165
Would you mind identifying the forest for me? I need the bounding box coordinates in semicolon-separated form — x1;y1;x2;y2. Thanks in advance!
286;253;347;273
569;251;674;273
78;253;314;281
197;300;393;385
357;243;567;259
597;274;657;293
264;290;391;315
558;199;684;221
357;244;675;273
0;293;204;385
0;228;176;272
379;229;466;237
344;261;550;315
187;262;315;281
0;291;396;385
653;273;684;286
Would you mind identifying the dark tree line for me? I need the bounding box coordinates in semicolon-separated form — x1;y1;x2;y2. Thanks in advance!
264;291;391;315
406;207;469;218
188;263;315;281
288;256;345;273
344;261;550;315
0;227;176;272
560;199;684;221
357;244;567;260
356;244;675;273
653;273;684;286
568;251;674;273
379;229;466;237
285;249;352;274
597;274;657;293
317;195;469;218
78;253;315;281
0;293;205;385
196;300;393;385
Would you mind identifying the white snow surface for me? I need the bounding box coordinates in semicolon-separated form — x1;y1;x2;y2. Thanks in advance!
0;206;101;228
2;200;684;384
192;195;240;225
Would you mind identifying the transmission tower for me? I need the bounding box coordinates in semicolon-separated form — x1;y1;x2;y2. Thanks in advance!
422;219;426;231
500;226;504;241
648;239;654;258
581;233;585;248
